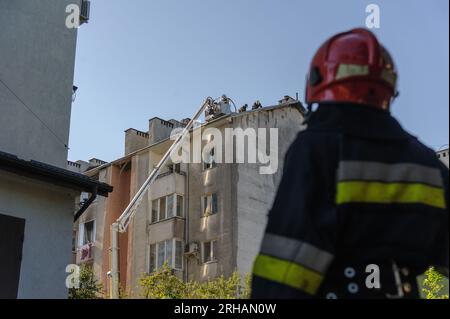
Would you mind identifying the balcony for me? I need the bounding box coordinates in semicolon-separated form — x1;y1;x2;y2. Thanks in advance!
148;217;185;245
149;171;186;200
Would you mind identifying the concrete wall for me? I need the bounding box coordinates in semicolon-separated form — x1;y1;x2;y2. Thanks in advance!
234;107;304;277
0;0;80;167
149;172;186;200
186;122;238;283
0;171;77;298
186;107;304;282
126;152;150;296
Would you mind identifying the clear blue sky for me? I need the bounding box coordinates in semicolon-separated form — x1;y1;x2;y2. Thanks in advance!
69;0;449;162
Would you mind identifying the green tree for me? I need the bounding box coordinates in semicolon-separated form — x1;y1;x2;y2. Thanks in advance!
422;267;449;299
241;273;252;299
68;265;103;299
139;264;252;299
139;262;186;299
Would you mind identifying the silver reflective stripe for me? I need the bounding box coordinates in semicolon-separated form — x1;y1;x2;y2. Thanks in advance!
335;64;369;80
337;161;443;187
260;233;334;274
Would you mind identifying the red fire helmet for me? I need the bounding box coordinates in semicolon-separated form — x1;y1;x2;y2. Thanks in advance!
305;28;398;111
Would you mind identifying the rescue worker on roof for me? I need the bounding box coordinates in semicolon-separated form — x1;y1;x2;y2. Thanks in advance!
251;28;449;299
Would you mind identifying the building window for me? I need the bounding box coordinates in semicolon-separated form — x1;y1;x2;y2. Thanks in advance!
175;240;183;269
176;194;184;217
149;239;183;272
149;243;156;272
203;147;217;170
167;194;174;219
159;197;166;221
80;192;90;203
151;199;158;223
201;193;218;216
151;194;184;223
202;240;218;263
78;220;95;247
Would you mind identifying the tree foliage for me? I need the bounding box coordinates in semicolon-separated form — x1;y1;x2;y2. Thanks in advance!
68;265;103;299
422;267;449;299
139;263;251;299
140;263;186;299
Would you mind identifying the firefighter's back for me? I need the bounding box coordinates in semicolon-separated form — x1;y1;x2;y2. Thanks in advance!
308;104;449;299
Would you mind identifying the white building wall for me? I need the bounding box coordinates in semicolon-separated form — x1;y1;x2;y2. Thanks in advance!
0;171;77;299
0;0;80;167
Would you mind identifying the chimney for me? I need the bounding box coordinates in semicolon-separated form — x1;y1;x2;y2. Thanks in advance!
124;128;149;155
148;117;181;144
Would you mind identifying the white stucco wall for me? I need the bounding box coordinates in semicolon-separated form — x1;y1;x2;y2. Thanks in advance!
0;171;77;299
0;0;80;167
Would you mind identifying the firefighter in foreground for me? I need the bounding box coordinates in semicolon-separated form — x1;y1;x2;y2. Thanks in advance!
251;28;449;299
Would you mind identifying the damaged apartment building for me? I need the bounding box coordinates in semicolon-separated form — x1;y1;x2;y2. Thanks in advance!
71;97;306;297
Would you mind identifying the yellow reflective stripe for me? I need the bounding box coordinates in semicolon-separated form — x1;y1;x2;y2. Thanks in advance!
336;181;446;209
253;254;324;295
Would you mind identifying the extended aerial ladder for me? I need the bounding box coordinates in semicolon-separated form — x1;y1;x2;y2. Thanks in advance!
109;96;233;298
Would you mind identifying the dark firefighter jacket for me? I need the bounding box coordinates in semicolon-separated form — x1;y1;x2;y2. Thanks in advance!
251;104;449;299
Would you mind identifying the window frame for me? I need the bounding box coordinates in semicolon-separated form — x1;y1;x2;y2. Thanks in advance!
201;193;218;216
78;219;96;247
203;147;217;170
151;194;184;224
149;238;184;273
202;239;218;264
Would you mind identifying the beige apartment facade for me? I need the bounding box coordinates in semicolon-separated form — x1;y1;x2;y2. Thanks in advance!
72;100;306;297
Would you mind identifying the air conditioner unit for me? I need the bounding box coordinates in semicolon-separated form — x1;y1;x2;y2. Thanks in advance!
80;0;91;24
185;242;199;256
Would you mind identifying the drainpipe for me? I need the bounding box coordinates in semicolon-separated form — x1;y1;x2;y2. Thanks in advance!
110;222;120;299
74;187;98;222
184;166;190;282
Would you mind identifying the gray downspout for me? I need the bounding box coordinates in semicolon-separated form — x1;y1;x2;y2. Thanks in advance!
184;167;189;282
